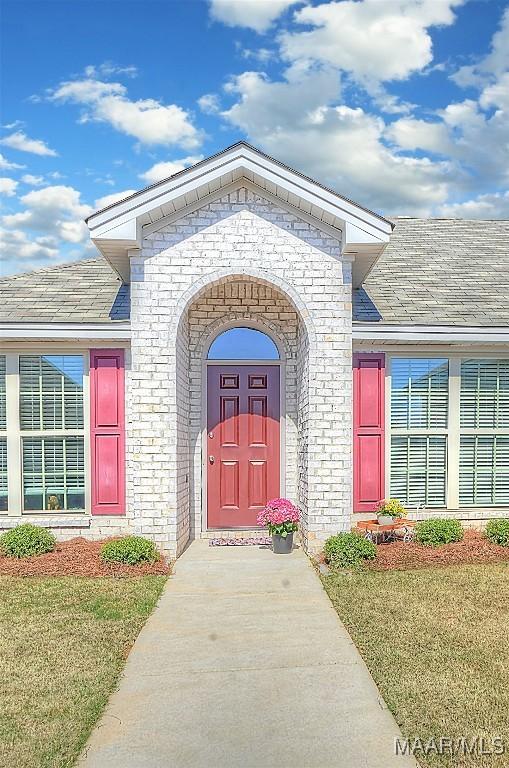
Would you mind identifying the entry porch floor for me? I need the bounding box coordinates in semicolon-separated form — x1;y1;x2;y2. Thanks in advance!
78;540;416;768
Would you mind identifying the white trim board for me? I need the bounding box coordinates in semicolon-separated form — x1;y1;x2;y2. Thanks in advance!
0;322;131;340
353;324;509;343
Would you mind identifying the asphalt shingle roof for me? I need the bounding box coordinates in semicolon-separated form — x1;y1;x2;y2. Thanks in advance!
0;257;128;322
353;217;509;326
0;218;507;326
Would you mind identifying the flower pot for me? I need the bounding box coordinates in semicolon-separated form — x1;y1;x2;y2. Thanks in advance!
377;514;393;526
272;532;294;554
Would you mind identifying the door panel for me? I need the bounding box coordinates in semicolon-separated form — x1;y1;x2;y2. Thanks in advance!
207;365;280;528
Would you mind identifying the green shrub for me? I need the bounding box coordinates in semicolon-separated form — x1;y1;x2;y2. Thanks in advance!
485;519;509;547
0;524;56;558
100;536;159;565
415;518;463;547
324;532;376;568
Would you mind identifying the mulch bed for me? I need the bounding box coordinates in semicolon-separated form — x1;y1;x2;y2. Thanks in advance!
0;537;171;577
368;529;509;571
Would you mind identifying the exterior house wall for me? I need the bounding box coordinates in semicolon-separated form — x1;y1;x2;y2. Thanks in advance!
127;186;353;557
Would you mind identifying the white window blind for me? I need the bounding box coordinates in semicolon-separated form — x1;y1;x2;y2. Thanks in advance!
459;436;509;506
18;354;85;513
0;438;7;512
0;355;6;431
460;359;509;429
391;358;449;429
22;437;85;511
390;358;449;508
19;355;83;431
391;435;447;507
459;360;509;507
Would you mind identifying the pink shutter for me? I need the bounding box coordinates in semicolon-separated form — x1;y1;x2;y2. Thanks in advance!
90;349;126;515
353;353;385;513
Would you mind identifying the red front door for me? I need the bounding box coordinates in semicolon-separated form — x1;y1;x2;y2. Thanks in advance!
207;365;280;528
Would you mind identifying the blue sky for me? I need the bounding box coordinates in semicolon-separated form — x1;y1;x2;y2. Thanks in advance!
1;0;508;276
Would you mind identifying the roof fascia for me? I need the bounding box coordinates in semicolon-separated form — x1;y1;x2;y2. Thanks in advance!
88;146;392;243
0;322;131;340
353;323;509;343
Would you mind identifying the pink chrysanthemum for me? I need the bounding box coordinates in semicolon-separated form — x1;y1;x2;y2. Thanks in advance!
257;498;300;528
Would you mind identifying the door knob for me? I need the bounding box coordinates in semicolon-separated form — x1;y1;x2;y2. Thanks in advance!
209;455;215;464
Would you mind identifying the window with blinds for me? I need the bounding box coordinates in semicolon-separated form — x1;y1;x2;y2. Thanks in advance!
19;355;84;431
0;355;6;431
390;358;449;508
19;355;85;512
391;436;447;507
459;359;509;507
22;437;85;511
391;358;449;429
460;359;509;429
0;439;7;512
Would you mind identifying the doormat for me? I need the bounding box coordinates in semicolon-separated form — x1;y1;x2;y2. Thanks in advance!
209;537;272;547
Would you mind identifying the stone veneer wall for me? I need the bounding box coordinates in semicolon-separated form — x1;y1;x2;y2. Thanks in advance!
128;186;353;558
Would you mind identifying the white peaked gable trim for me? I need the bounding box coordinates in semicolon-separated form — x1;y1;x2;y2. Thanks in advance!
86;142;392;285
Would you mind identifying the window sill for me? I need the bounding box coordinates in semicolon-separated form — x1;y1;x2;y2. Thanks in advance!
0;515;90;528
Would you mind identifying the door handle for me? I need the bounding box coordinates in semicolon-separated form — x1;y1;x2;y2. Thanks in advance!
209;455;215;464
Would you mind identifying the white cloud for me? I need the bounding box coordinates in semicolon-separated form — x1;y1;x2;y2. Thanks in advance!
0;177;18;196
222;68;451;214
139;155;204;184
241;47;273;63
438;190;509;219
452;7;509;87
2;185;92;244
198;93;221;114
0;130;57;156
21;174;45;186
480;71;509;112
281;0;465;86
94;189;137;209
386;117;453;154
223;66;341;138
209;0;299;32
0;152;25;170
49;77;201;148
84;62;138;79
0;227;60;266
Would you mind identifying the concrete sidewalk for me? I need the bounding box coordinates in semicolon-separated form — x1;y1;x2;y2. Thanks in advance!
79;541;417;768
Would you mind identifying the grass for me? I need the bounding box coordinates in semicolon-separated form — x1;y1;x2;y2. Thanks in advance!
322;564;509;768
0;575;167;768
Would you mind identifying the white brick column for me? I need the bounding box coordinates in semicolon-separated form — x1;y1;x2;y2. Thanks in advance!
127;187;353;558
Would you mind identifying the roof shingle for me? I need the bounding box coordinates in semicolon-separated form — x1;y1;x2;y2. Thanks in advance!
353;218;509;326
1;218;508;327
0;258;128;322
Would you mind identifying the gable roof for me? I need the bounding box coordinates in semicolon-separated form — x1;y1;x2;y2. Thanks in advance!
0;217;508;328
0;257;128;322
353;217;509;326
86;141;393;286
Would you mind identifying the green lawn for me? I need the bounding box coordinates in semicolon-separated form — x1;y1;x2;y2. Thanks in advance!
0;576;167;768
322;564;509;768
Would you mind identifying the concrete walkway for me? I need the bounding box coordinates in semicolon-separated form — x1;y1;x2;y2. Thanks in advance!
79;541;416;768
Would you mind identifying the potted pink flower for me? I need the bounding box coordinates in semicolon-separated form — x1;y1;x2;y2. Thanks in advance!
257;498;300;554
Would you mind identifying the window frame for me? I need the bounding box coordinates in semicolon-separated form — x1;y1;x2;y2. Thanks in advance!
0;355;7;511
458;358;509;507
386;352;509;511
0;349;91;516
388;356;450;508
